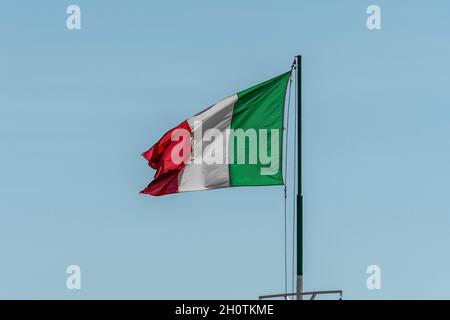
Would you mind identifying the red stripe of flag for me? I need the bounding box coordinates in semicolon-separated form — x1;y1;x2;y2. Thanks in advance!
140;120;191;196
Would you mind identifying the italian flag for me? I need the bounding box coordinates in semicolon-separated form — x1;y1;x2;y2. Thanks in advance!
141;72;291;196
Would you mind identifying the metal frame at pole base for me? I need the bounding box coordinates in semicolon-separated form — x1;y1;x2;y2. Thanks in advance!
259;290;342;301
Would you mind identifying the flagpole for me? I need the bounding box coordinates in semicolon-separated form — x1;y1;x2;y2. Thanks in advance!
260;57;342;301
295;55;303;300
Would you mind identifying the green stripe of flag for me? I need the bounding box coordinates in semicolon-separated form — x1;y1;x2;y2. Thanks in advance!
229;71;290;186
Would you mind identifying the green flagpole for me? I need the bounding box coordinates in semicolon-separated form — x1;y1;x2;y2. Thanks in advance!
259;57;343;300
295;55;303;300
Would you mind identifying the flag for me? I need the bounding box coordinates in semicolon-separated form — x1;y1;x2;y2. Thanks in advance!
140;71;291;196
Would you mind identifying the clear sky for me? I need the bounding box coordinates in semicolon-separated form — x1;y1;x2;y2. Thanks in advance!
1;0;450;299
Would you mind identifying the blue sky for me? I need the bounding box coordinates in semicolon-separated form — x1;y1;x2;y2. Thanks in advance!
1;0;450;299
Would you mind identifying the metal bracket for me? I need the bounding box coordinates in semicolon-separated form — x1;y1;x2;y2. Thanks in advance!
259;290;343;301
